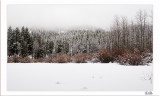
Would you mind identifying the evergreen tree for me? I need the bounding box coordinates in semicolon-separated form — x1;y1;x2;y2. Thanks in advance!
12;27;21;55
20;26;27;57
20;27;33;57
7;26;13;56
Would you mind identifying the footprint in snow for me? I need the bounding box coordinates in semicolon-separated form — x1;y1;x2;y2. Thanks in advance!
56;81;61;84
82;86;88;90
91;75;103;79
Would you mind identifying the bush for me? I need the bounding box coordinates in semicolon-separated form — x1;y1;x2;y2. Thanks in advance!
142;51;153;64
97;49;114;63
44;57;55;63
34;58;45;63
88;53;100;63
7;57;13;63
54;54;71;63
112;48;123;58
7;47;152;65
72;53;89;63
8;55;33;63
118;49;143;65
19;57;33;63
13;55;21;63
142;54;153;64
7;55;22;63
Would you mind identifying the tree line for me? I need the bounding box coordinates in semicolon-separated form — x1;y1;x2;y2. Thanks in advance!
7;10;153;60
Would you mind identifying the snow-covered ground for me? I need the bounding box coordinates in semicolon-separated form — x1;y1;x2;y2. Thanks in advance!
7;63;152;91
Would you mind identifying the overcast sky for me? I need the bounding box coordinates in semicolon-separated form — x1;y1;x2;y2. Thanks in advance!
7;4;152;30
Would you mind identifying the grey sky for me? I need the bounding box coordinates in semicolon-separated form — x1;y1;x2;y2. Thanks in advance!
7;4;152;30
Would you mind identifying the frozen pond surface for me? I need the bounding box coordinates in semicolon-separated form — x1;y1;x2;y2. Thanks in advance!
7;63;152;91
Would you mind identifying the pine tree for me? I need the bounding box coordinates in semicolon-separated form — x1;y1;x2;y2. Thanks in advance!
20;27;33;57
12;27;21;55
7;26;13;56
20;26;27;57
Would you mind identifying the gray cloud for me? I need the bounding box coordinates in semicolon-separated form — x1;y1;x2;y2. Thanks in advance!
7;4;152;30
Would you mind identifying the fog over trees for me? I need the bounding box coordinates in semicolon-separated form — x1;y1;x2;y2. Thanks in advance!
7;10;153;65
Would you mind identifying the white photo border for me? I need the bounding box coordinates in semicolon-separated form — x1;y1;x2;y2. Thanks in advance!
1;0;160;95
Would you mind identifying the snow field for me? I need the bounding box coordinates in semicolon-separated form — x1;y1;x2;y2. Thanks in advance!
7;63;152;91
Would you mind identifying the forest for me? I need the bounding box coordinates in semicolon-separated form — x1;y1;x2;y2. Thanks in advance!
7;10;153;65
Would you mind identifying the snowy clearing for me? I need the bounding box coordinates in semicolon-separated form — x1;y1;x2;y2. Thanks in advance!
7;63;152;91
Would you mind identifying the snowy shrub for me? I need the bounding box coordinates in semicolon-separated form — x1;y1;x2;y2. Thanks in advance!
8;55;33;63
8;57;12;63
97;49;114;63
142;53;153;64
45;57;55;63
35;58;45;63
112;48;123;58
118;50;143;65
33;54;71;63
12;55;21;63
19;57;33;63
89;53;100;63
90;57;100;63
54;54;71;63
8;55;22;63
72;53;89;63
134;48;141;54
